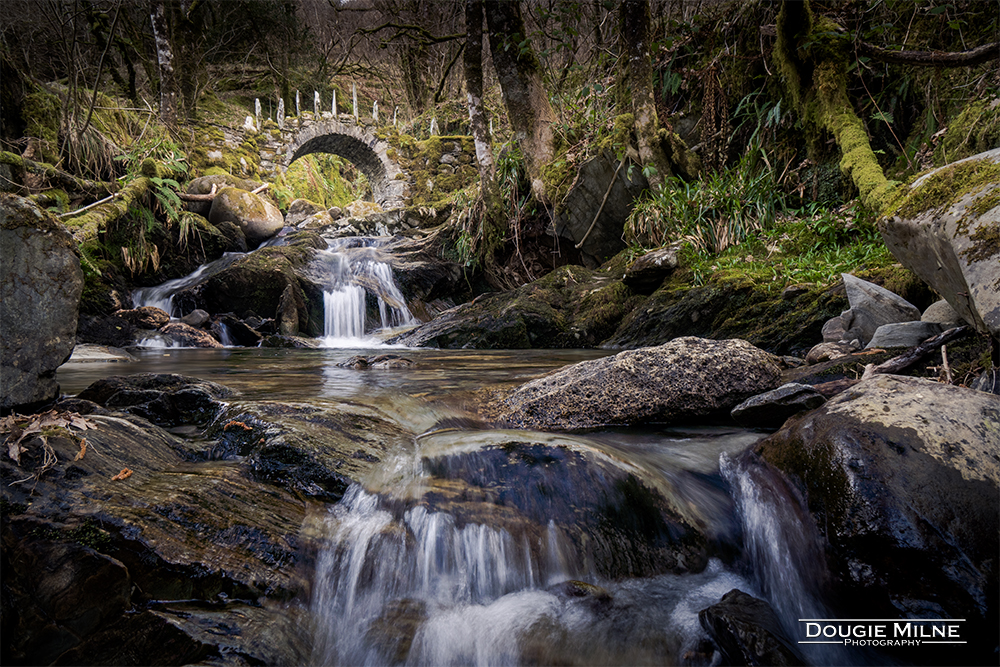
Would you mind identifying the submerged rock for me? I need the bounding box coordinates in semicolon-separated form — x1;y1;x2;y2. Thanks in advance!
1;194;83;412
76;373;232;427
485;337;783;430
754;374;999;661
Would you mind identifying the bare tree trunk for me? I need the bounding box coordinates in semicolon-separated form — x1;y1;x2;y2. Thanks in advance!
620;0;672;188
149;0;177;126
465;0;505;279
484;0;558;205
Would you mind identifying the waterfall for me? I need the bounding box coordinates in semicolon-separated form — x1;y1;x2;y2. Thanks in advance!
314;238;415;346
131;252;243;317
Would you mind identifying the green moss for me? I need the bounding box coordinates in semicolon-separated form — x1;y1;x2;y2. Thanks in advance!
22;89;61;162
962;222;1000;264
890;160;1000;222
934;99;1000;165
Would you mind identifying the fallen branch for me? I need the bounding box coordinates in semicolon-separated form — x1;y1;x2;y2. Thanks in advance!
861;325;970;380
0;150;116;195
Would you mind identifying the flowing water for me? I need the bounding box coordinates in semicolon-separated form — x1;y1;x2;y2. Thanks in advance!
66;237;872;665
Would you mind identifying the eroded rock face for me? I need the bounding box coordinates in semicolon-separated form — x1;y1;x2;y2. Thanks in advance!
754;375;999;654
485;337;783;430
209;186;284;245
880;148;1000;340
0;194;83;412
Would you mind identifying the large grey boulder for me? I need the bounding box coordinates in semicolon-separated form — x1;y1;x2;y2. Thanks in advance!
841;273;921;345
880;147;1000;340
1;194;83;411
486;337;783;430
865;320;943;348
209;187;284;246
753;375;999;644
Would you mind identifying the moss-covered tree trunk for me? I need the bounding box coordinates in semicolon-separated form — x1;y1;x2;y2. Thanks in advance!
775;0;899;214
619;0;672;189
484;0;558;205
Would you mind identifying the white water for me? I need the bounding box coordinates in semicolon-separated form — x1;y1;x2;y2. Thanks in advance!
131;252;244;316
314;238;416;347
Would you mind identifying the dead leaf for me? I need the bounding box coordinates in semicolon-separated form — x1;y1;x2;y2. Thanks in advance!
111;468;133;481
74;438;87;461
7;440;26;465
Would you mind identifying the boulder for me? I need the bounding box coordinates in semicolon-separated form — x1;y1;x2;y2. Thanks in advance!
754;375;999;653
552;150;648;267
76;314;136;348
1;194;83;412
730;382;827;429
699;589;806;666
805;340;855;364
922;299;964;328
185;174;264;217
865;320;942;348
880;147;1000;340
484;337;783;430
841;273;921;345
115;306;170;330
76;373;232;427
0;402;311;665
285;198;326;227
208;187;284;246
64;344;138;364
179;308;210;328
160;322;223;348
622;246;679;293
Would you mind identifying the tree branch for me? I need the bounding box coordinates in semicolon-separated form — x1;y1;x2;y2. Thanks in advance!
855;40;1000;67
0;151;116;195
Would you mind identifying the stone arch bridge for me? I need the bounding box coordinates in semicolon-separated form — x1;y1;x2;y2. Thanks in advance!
257;114;410;209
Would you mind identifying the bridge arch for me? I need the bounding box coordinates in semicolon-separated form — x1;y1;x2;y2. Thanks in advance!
282;119;408;209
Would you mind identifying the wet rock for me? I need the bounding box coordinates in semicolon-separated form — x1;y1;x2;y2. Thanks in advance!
259;334;319;348
203;400;412;502
841;273;921;345
486;337;783;429
76;313;136;348
547;579;613;609
880;148;1000;339
820;310;852;342
175;230;327;337
76;373;232;427
699;589;806;666
1;194;83;412
161;321;223;348
339;354;413;369
64;344;138;363
730;383;827;430
622;246;679;293
755;375;999;655
1;408;312;666
115;305;170;329
209;187;284;246
179;308;210;328
865;320;942;348
213;314;263;347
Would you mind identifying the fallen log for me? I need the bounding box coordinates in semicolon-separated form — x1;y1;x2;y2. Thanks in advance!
861;325;971;380
0;150;116;195
59;176;153;244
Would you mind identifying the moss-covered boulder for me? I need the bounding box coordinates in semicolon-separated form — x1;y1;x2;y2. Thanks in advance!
208;187;284;246
185;174;265;216
880;148;1000;340
0;194;83;411
174;230;327;336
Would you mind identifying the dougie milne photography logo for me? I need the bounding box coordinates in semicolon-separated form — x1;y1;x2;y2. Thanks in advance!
798;618;967;648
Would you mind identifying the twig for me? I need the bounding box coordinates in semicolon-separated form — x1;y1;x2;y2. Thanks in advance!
58;192;118;217
868;326;970;377
941;344;953;384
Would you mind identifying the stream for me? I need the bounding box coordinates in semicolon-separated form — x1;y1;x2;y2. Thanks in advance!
56;235;864;666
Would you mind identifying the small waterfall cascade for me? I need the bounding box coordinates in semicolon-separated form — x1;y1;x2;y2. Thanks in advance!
721;451;855;666
310;430;760;666
131;252;244;316
315;238;416;345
